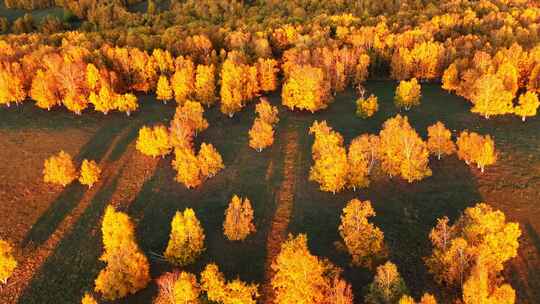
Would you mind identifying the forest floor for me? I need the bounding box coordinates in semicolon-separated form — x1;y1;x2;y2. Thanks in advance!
0;81;538;304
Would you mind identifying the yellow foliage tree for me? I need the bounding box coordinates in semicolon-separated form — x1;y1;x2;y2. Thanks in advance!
172;59;195;104
201;263;259;304
471;74;513;119
271;234;329;304
114;93;139;116
399;295;415;304
355;54;371;85
257;58;279;92
89;85;115;115
81;293;98;304
220;58;245;117
197;143;224;179
427;121;456;160
255;98;279;125
0;239;17;285
420;293;437;304
164;209;205;266
379;115;432;182
514;91;539;121
172;272;200;304
31;69;59;111
249;118;274;152
426;203;521;288
282;65;331;112
172;148;202;188
347;138;370;190
79;159;101;188
43;150;77;187
395;78;421;111
156;75;173;104
86;63;100;92
456;131;497;173
95;206;150;300
339;199;386;269
462;258;516;304
223;195;256;241
173;101;209;136
356;94;379;119
195;64;216;107
365;261;408;304
136;125;172;158
169;119;194;151
63;93;89;115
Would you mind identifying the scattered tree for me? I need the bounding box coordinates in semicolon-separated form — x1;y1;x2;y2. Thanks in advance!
136;125;172;158
79;159;101;188
339;199;386;269
43;150;77;187
514;91;539;121
173;101;209;136
471;74;513;119
427;122;456;160
395;78;421;111
164;209;206;266
282;65;331;112
223;195;256;241
456;131;497;173
157;75;173;104
255;98;279;125
356;94;379;119
365;261;408;304
95;206;150;300
201;263;259;304
172;148;202;188
114;93;139;116
197;143;224;179
249;119;274;152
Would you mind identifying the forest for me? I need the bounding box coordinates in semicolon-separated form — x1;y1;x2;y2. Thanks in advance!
0;0;539;303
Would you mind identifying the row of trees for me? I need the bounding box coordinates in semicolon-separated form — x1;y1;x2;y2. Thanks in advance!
309;116;497;194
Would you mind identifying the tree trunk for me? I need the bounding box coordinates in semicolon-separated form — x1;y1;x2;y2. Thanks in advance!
522;116;526;122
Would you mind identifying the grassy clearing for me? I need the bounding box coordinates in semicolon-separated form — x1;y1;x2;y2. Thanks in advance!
0;82;538;303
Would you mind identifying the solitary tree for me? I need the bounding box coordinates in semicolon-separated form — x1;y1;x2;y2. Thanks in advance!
223;195;256;241
395;78;421;111
136;125;172;158
356;95;379;119
95;206;150;300
255;98;279;125
201;263;259;304
427;122;456;160
164;209;206;266
339;199;386;269
0;239;17;285
197;143;224;179
365;261;408;304
249;118;274;152
79;159;101;188
514;91;539;122
43;150;77;187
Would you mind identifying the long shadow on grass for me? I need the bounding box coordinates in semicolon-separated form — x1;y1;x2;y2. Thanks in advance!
17;172;123;304
21;119;132;248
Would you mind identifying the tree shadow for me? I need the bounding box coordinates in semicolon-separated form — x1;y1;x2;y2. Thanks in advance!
21;119;132;248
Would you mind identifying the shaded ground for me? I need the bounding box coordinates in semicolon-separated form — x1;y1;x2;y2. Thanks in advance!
0;3;65;23
0;82;538;303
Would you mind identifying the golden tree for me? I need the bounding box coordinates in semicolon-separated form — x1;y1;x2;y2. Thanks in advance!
81;293;98;304
223;195;256;241
257;58;278;92
356;94;379;119
282;65;331;112
170;272;200;304
395;78;421;111
471;74;513;119
426;203;521;288
31;69;59;111
63;93;89;115
169;119;194;151
136;125;172;158
172;148;202;188
195;64;216;106
95;206;150;300
156;75;173;104
249;118;274;152
86;63;100;92
351;134;380;176
354;54;371;85
379;115;432;182
462;258;516;304
43;150;77;187
427;121;456;160
89;86;115;115
309;121;349;194
220;58;245;117
419;293;437;304
514;91;539;121
456;131;497;173
79;159;101;188
0;239;17;285
164;209;205;266
201;263;259;304
255;98;279;125
114;93;139;116
399;295;415;304
347;138;371;190
339;199;386;269
271;234;329;304
327;274;354;304
172;59;195;104
198;143;224;179
173;100;209;136
365;261;408;304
